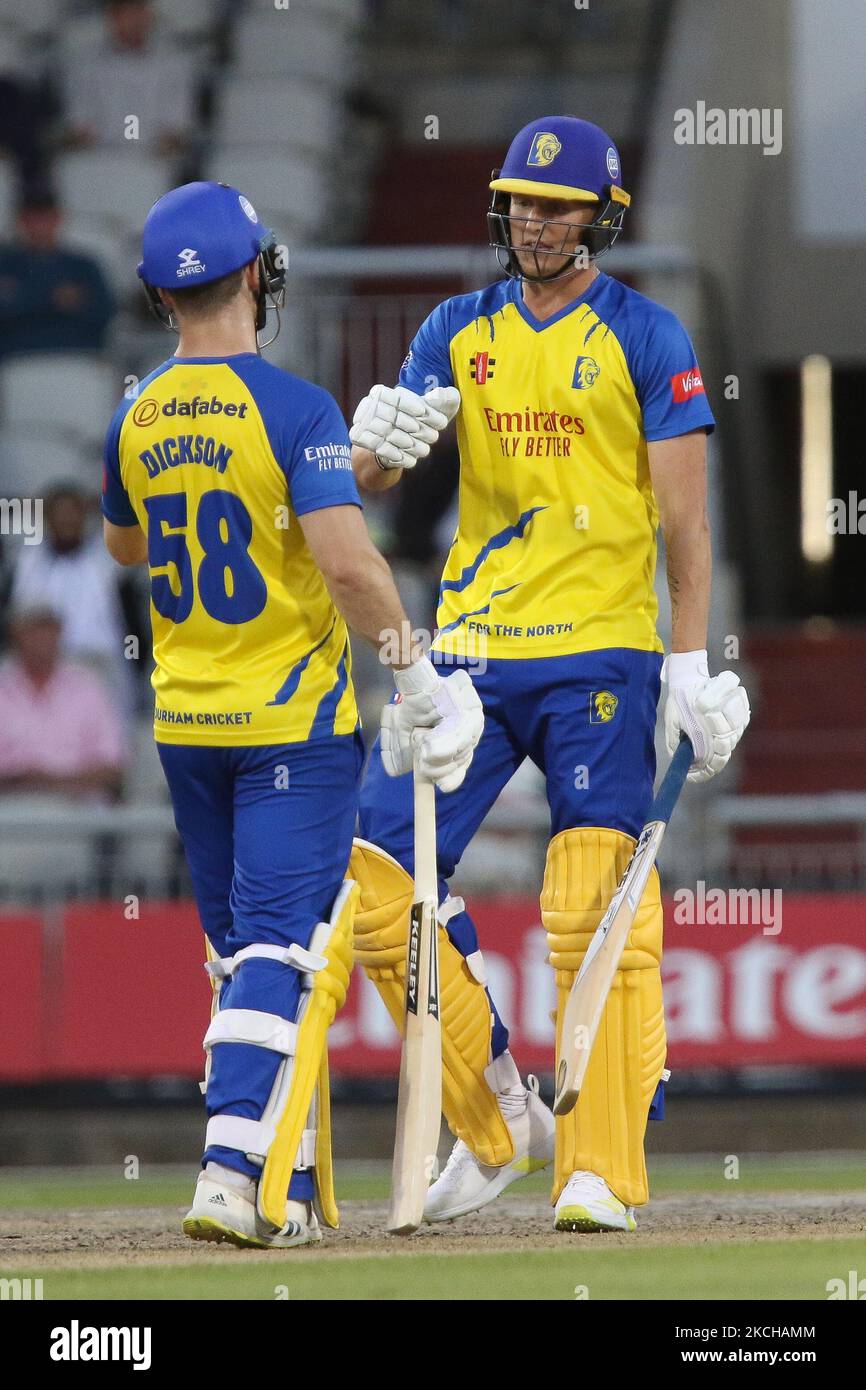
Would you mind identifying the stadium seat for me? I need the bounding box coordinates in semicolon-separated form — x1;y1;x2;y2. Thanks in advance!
231;8;358;82
214;77;340;156
55;11;103;60
0;427;95;499
0;355;117;451
205;151;328;235
0;0;55;39
55;151;170;238
154;0;216;39
313;0;364;24
62;217;137;302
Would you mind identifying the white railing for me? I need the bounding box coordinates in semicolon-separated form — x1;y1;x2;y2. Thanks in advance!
3;785;866;902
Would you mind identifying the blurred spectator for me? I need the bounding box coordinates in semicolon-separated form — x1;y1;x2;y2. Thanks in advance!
0;188;115;358
9;483;141;713
0;76;49;186
0;603;125;802
64;0;196;156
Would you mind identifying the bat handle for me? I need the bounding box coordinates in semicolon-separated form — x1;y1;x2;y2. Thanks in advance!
648;736;694;825
412;746;438;902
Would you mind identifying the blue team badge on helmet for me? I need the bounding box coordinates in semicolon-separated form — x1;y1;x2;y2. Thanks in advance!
527;132;562;167
606;146;619;179
572;356;601;389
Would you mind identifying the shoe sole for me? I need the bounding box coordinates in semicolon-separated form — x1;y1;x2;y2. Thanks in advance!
554;1204;636;1234
424;1154;552;1224
182;1215;320;1250
183;1215;271;1249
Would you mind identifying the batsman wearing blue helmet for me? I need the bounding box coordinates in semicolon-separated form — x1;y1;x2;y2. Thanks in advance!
349;117;750;1232
101;181;483;1248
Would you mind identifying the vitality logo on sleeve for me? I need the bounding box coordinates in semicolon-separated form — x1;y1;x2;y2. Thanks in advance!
670;369;705;403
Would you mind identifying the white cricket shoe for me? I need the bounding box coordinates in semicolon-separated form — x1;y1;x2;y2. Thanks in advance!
554;1170;637;1233
182;1164;322;1249
423;1059;555;1223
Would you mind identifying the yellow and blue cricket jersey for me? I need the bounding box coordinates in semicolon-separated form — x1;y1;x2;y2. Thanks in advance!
398;272;714;660
101;353;361;745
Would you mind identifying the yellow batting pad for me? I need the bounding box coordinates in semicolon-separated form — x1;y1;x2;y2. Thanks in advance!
542;827;665;1208
350;839;514;1168
313;1048;337;1230
258;881;358;1231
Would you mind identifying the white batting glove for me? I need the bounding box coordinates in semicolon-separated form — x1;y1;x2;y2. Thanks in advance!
380;656;483;793
662;650;750;784
350;384;460;470
421;385;461;423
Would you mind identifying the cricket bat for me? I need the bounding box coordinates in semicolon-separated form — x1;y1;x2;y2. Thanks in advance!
387;746;442;1235
552;736;694;1117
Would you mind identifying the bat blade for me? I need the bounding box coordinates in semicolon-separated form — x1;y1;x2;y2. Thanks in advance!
553;821;664;1116
552;738;693;1117
387;764;442;1235
387;896;442;1233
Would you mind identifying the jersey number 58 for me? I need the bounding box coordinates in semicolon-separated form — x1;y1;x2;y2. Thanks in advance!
144;489;267;625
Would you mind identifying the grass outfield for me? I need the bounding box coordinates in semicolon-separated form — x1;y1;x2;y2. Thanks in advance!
1;1151;864;1210
1;1156;863;1300
6;1240;865;1301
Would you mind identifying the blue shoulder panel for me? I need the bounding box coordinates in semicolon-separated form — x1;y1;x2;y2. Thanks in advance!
590;277;716;441
398;279;511;393
101;358;175;526
226;355;361;517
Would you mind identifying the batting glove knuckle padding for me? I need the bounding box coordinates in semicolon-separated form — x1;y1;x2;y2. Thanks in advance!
350;384;461;470
380;659;483;792
662;652;750;784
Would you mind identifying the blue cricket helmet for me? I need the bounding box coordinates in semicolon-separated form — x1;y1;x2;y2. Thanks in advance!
137;180;286;342
488;116;631;281
137;180;273;289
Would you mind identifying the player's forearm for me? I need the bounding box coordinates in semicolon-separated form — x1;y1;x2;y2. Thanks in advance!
351;445;404;492
326;547;421;669
664;514;711;653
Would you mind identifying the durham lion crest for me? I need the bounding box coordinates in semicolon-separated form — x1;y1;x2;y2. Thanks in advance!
572;356;601;389
590;690;619;723
527;132;562;167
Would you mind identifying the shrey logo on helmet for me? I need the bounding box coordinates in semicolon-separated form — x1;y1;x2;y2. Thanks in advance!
176;248;205;278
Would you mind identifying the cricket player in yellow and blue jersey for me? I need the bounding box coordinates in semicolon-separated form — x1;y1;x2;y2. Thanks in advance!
349;118;750;1232
101;181;483;1249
